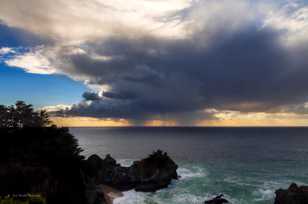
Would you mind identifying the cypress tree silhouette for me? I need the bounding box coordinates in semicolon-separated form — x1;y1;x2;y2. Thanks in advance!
0;101;85;204
0;101;50;128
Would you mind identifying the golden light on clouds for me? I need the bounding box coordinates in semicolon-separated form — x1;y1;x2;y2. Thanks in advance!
51;117;131;127
51;117;179;127
143;119;177;127
52;111;308;127
198;111;308;127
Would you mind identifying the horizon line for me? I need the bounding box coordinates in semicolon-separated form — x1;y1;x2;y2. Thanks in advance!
66;126;308;128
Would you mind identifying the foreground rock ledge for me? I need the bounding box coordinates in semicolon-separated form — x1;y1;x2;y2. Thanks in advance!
83;150;178;204
204;194;229;204
275;183;308;204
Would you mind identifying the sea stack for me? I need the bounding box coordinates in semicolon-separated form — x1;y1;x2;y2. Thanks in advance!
274;183;308;204
83;150;178;203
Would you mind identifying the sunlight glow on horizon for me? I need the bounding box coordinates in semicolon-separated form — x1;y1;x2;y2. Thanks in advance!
51;114;308;127
51;117;131;127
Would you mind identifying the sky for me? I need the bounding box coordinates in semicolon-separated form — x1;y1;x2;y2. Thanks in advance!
1;0;308;126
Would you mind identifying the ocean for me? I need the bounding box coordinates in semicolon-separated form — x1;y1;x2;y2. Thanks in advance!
70;127;308;204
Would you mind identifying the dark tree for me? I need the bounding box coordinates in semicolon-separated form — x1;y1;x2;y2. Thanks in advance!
0;101;86;204
0;101;51;128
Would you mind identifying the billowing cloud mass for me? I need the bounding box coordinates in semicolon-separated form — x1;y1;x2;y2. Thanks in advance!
1;0;308;124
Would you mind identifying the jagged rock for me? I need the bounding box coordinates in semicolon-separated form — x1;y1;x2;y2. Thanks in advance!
204;194;229;204
83;154;132;191
274;183;308;204
130;150;178;192
83;150;178;192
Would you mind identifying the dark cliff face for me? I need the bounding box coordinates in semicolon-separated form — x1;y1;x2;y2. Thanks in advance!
274;183;308;204
83;150;178;192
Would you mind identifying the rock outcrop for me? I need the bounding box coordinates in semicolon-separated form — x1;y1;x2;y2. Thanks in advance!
83;150;178;193
204;194;229;204
274;183;308;204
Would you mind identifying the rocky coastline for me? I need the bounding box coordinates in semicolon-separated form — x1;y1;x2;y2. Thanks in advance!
0;127;307;204
0;127;179;204
202;183;308;204
82;150;178;204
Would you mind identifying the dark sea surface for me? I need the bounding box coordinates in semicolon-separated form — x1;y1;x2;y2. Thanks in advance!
70;127;308;204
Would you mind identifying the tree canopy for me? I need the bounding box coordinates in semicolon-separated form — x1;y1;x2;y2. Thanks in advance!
0;101;51;128
0;102;85;203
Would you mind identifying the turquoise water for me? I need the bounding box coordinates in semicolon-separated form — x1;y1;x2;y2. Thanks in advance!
70;127;308;204
112;161;307;204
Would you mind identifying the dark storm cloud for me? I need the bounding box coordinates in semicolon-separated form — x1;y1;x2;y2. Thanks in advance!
2;0;308;123
82;92;101;101
102;91;137;100
63;24;308;121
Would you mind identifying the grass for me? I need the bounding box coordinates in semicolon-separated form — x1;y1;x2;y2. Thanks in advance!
0;195;46;204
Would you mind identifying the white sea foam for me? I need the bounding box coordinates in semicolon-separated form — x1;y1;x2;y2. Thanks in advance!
118;159;134;167
177;166;207;179
173;193;205;204
113;190;146;204
253;188;275;201
114;191;207;204
253;180;286;201
113;164;209;203
223;176;253;187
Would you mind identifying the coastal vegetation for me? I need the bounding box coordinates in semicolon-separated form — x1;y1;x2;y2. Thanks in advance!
0;102;86;204
0;195;46;204
0;101;50;128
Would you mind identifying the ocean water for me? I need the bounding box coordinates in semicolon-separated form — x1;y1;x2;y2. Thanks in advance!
70;127;308;204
